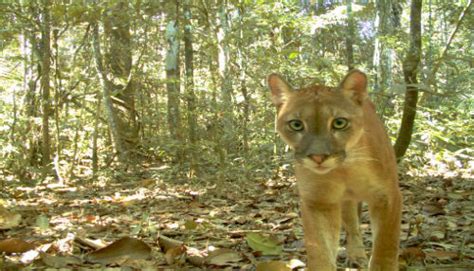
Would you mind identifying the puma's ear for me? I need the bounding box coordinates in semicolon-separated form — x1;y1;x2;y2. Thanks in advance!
267;73;293;107
340;69;368;104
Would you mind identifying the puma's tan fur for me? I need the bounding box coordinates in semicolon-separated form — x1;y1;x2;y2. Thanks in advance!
268;70;402;270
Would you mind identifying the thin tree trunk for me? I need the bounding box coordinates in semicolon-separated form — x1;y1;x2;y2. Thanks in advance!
52;29;64;183
25;36;40;167
426;0;472;87
92;21;127;164
18;2;41;170
372;0;400;93
217;0;234;152
394;0;422;160
345;0;355;71
201;0;226;166
183;0;196;143
183;0;197;170
165;1;182;143
103;0;139;160
92;94;101;177
237;3;249;153
40;0;52;175
68;117;81;179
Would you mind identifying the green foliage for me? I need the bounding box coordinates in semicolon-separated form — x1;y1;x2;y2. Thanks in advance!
406;101;473;177
0;0;472;183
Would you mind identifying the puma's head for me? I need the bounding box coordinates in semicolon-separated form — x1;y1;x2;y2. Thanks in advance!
268;70;369;174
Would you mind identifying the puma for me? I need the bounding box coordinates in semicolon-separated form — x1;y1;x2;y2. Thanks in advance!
268;70;402;271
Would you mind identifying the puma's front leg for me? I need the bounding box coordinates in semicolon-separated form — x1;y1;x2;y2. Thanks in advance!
300;201;341;271
342;200;368;268
368;188;402;271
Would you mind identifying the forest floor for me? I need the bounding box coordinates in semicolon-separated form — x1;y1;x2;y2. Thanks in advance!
1;163;473;270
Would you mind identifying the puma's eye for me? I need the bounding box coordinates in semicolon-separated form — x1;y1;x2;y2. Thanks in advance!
332;118;349;130
288;120;304;131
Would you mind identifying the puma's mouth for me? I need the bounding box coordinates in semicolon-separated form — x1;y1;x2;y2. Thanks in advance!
300;157;337;174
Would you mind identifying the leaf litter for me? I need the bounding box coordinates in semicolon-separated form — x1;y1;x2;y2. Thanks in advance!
0;165;473;270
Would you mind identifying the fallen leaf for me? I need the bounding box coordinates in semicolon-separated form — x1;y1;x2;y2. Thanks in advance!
426;250;459;261
85;215;97;223
429;230;445;241
86;237;151;264
74;236;107;250
20;249;40;264
207;248;242;266
256;260;291;271
447;192;464;200
184;220;198;230
400;247;426;262
35;214;50;231
41;253;82;268
0;206;21;230
288;258;305;269
165;245;186;265
158;234;183;253
422;204;445;216
246;233;282;256
0;238;36;253
140;178;155;187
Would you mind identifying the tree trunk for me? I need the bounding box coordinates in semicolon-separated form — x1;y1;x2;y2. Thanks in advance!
165;1;182;143
92;95;101;177
20;25;40;172
183;0;198;172
216;0;234;151
345;0;355;71
40;0;52;174
183;0;197;148
201;0;226;166
237;3;250;153
52;28;64;183
103;0;139;159
92;21;127;164
394;0;422;160
426;0;472;88
372;0;401;93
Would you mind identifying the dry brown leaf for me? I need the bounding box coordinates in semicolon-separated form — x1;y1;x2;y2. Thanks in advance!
426;250;459;261
0;206;21;230
422;203;445;216
74;236;107;250
256;260;291;271
86;237;151;264
0;238;36;254
41;253;82;268
400;247;426;262
165;245;186;265
158;234;183;252
140;178;155;188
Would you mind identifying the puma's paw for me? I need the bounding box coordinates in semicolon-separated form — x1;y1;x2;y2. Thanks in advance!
347;255;368;268
346;247;368;268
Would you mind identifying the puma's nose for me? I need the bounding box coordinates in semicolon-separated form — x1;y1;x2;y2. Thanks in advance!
309;154;328;164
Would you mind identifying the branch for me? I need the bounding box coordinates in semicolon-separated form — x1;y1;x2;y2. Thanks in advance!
428;0;473;85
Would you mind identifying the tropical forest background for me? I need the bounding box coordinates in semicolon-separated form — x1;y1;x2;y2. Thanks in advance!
0;0;472;270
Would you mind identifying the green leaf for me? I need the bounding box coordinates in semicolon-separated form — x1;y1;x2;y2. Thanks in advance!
184;220;198;230
35;215;49;231
207;248;242;266
288;52;299;60
245;233;282;256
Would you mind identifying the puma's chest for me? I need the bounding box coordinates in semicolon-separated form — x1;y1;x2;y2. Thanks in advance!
295;162;385;204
